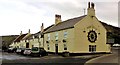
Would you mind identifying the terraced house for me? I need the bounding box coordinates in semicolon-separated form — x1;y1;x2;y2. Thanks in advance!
21;23;45;48
9;23;51;50
9;29;31;49
43;2;119;56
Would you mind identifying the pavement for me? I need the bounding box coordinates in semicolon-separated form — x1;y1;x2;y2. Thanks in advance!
84;47;120;65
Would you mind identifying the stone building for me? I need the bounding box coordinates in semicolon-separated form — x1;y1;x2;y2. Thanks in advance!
43;2;113;55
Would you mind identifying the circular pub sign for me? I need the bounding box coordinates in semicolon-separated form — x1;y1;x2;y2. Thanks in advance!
88;30;97;43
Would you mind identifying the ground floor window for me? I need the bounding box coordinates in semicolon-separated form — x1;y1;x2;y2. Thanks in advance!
47;44;50;50
89;45;96;52
64;44;67;50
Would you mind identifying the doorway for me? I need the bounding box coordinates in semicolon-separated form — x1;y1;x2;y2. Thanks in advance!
55;44;58;54
26;43;29;48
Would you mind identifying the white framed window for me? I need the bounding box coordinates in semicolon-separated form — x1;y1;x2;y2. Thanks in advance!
47;44;50;50
64;44;67;50
55;32;58;40
89;45;96;52
64;31;68;39
47;34;50;41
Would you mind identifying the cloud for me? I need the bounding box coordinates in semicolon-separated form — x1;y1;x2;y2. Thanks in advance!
95;2;118;26
0;0;47;35
26;1;118;25
0;0;119;35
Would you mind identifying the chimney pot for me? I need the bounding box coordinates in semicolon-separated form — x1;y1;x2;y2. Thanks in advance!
20;31;22;35
87;2;95;16
88;2;90;8
42;23;43;26
55;14;61;18
41;23;44;32
55;14;61;25
28;29;30;33
91;2;95;8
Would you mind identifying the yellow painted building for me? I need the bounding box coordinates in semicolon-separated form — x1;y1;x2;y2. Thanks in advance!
17;31;44;49
43;2;111;55
9;23;46;49
10;32;28;49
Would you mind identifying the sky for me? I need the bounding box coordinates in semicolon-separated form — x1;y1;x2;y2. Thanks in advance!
0;0;119;36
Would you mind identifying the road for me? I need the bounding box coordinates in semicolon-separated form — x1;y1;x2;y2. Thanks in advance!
0;51;100;65
85;47;120;65
1;47;118;65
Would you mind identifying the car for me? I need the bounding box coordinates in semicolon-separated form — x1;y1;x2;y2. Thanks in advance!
23;48;31;55
16;48;25;54
7;47;17;53
113;44;120;47
31;47;48;57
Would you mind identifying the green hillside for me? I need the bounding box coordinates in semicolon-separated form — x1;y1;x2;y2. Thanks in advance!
0;35;18;49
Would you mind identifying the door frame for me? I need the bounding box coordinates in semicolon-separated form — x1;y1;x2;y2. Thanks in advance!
55;44;58;54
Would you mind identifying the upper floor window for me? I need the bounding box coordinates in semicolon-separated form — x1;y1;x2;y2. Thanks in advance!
47;34;50;41
64;31;68;39
55;32;58;40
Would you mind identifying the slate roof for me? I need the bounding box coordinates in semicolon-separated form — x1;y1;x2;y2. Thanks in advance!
44;15;86;33
44;15;120;34
22;31;41;40
34;31;40;38
13;25;55;42
13;34;27;42
43;24;54;33
22;34;33;40
101;21;120;34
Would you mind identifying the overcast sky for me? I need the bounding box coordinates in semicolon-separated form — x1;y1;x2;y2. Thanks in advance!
0;0;119;36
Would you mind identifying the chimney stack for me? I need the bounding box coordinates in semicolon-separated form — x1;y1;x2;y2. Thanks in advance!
55;14;61;25
41;23;44;32
28;29;30;33
87;2;95;16
20;31;22;35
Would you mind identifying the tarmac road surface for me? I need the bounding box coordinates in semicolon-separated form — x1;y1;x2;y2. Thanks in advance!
1;51;99;65
85;47;120;65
